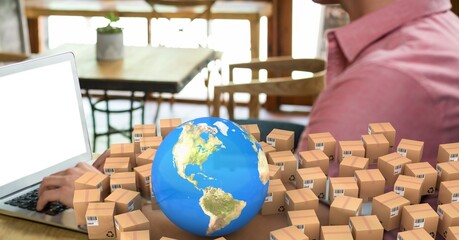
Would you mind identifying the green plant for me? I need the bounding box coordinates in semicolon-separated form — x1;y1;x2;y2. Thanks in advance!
97;12;122;34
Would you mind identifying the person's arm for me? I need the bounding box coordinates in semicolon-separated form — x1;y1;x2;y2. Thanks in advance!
36;149;110;210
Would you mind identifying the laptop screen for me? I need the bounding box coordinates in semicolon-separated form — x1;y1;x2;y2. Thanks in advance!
0;53;92;196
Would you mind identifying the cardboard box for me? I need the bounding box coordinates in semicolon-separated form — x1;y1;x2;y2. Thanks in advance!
105;189;141;215
329;195;362;225
361;134;389;165
270;225;309;240
349;215;384;240
307;132;336;162
111;143;136;169
337;141;365;163
269;164;282;180
287;210;319;240
110;172;137;193
74;172;110;199
240;124;260;141
438;180;459;205
378;152;412;186
267;128;294;151
114;210;150;238
298;150;329;175
262;179;287;215
159;237;177;240
294;167;327;200
133;124;157;153
437;142;459;163
339;156;369;177
394;175;423;204
320;225;353;240
267;151;298;184
448;226;459;240
136;148;156;166
368;122;396;148
396;229;432;240
372;191;410;231
404;162;437;195
400;203;439;238
285;188;318;212
397;139;424;163
120;230;150;240
436;162;459;189
259;141;277;157
214;237;227;240
437;202;459;239
159;118;182;138
86;202;116;239
73;189;102;225
104;157;131;176
328;177;359;204
134;163;152;198
354;169;385;202
139;136;162;152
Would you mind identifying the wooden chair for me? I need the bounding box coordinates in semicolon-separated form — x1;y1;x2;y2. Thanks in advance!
211;57;326;119
0;0;30;64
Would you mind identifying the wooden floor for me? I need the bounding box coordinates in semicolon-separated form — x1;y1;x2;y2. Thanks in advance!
84;97;310;153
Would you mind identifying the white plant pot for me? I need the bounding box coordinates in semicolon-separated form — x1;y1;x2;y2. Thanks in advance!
96;32;124;61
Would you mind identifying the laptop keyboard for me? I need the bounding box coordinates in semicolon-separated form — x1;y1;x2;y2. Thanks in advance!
5;189;67;216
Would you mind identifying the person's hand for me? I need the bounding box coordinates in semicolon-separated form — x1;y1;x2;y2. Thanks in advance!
36;149;110;211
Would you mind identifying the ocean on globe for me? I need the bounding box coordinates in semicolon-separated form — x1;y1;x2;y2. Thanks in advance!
151;117;269;237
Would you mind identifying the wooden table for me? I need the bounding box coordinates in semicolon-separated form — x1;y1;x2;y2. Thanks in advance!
24;0;272;59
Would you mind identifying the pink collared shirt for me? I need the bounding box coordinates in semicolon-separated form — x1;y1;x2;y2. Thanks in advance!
297;0;459;178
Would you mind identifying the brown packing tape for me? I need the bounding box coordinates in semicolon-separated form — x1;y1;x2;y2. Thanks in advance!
364;171;375;182
83;173;100;185
309;151;322;161
408;230;423;240
448;163;459;173
397;177;422;185
384;154;404;163
370;134;380;144
380;194;402;204
400;140;423;148
113;189;131;202
84;189;90;202
126;211;139;225
112;176;135;181
408;208;433;214
378;123;387;131
407;164;432;171
291;214;317;219
449;203;459;214
297;189;310;201
361;216;372;230
323;230;351;235
341;141;362;147
281;228;297;240
87;207;114;211
340;195;352;209
350;156;359;166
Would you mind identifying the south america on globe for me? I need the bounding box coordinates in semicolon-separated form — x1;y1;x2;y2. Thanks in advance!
151;117;269;237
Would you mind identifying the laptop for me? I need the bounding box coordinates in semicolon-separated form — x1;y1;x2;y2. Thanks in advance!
0;52;92;232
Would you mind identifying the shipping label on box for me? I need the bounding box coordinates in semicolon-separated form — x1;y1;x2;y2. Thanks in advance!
104;157;131;176
349;215;384;240
73;189;102;225
298;150;329;175
338;141;365;163
114;210;150;238
136;148;156;167
354;169;385;202
105;188;141;215
269;225;309;240
74;172;110;199
294;167;326;199
378;152;412;187
287;209;319;240
404;162;437;195
159;118;182;138
329;195;363;226
111;143;136;169
329;177;359;204
436;162;459;189
437;142;459;163
134;163;152;198
267;151;298;184
438;180;459;205
240;124;261;142
396;139;424;163
396;229;432;240
262;179;287;215
320;225;353;240
266;128;294;151
394;175;423;204
133;124;157;153
86;202;116;239
110;172;137;193
361;134;389;165
339;156;369;177
368;122;396;148
285;188;318;212
400;203;439;238
437;202;459;239
372;191;410;231
307;132;336;162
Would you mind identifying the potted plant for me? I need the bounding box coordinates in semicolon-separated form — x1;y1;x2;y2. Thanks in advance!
96;12;123;61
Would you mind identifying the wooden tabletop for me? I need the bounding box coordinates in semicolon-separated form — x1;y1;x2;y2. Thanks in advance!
42;44;216;93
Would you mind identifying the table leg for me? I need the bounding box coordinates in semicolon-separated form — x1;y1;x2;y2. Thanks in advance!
249;18;260;59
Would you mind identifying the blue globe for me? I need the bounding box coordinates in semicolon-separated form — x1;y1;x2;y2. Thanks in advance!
152;117;269;237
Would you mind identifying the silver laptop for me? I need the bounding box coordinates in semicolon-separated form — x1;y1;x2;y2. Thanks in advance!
0;52;91;232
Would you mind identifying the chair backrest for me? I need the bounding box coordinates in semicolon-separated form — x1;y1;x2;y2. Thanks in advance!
146;0;216;21
0;0;30;62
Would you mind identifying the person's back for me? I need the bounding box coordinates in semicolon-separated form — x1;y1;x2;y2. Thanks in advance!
298;0;459;177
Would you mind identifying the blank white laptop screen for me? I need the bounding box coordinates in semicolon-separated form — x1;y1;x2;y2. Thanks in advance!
0;57;87;188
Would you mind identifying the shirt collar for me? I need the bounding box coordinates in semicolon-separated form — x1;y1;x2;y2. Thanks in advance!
330;0;452;62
